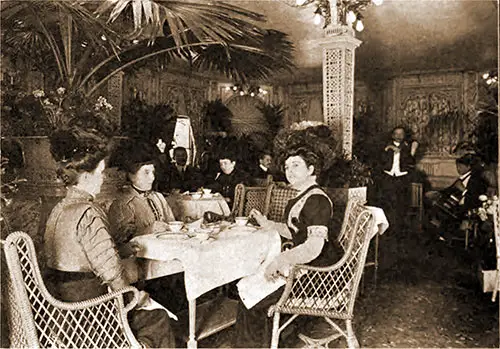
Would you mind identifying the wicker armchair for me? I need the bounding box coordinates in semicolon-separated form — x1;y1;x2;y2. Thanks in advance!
268;199;375;349
1;231;141;348
264;184;298;222
233;183;273;217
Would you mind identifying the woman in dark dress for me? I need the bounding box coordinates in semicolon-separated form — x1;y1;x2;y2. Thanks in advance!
44;131;175;348
233;145;342;348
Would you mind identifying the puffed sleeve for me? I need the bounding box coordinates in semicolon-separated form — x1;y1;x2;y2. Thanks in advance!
108;199;138;246
76;207;128;289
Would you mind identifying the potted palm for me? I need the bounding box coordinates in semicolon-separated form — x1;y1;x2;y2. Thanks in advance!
323;154;373;206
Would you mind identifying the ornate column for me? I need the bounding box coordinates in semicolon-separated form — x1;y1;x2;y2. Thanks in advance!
320;18;361;158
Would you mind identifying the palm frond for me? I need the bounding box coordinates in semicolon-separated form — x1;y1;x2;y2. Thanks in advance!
96;0;265;44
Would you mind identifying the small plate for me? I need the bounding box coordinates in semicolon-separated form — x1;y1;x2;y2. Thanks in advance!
156;233;188;240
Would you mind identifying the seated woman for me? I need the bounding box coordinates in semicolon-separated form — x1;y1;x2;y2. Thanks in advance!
108;140;176;252
233;144;343;348
44;131;175;348
108;140;185;313
206;150;249;209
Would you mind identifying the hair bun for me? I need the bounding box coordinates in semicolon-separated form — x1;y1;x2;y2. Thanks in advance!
49;130;80;162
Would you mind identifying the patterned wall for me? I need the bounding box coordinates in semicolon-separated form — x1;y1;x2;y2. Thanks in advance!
123;68;210;139
382;71;478;156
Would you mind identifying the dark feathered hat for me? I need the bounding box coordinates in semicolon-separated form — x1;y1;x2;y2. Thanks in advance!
108;138;157;173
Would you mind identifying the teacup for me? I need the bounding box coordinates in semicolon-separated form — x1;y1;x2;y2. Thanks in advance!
235;217;248;226
191;192;202;200
202;188;212;195
169;221;184;232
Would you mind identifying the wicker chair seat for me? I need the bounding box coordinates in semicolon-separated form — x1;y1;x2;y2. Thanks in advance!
268;198;375;349
2;231;141;349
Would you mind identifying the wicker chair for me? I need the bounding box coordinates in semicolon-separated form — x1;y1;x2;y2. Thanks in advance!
408;182;423;231
264;184;299;222
268;199;375;349
233;183;273;217
1;231;141;348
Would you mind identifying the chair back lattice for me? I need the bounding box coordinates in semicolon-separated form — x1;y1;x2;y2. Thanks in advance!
276;199;375;319
2;231;139;348
233;184;272;217
265;185;299;222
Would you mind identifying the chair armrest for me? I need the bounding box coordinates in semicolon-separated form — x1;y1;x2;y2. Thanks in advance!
43;285;140;313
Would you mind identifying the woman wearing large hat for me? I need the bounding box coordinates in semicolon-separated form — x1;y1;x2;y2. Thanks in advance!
44;131;175;348
108;140;176;254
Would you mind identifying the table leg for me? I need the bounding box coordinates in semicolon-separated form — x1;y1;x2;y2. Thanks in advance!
374;232;379;287
187;299;197;349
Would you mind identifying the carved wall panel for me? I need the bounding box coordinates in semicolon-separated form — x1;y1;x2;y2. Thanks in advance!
124;69;210;139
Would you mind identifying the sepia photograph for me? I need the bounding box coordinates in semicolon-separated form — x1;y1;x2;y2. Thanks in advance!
0;0;498;347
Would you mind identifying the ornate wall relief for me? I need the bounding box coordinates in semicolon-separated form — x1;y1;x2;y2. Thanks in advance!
382;71;480;188
124;69;210;139
285;83;323;126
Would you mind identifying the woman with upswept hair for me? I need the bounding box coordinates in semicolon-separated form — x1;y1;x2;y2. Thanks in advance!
233;124;343;348
44;130;175;348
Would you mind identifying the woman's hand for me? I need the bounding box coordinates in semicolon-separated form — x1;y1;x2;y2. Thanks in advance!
136;290;151;308
249;209;269;228
264;256;290;281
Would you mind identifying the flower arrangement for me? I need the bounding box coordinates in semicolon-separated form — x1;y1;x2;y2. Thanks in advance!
475;195;499;221
2;84;116;136
323;154;373;188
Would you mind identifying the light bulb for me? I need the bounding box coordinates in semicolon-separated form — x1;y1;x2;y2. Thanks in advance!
239;91;245;96
482;73;489;79
372;0;383;6
232;86;238;91
296;0;307;5
262;90;268;95
250;92;255;97
101;35;107;41
313;13;322;25
225;86;231;91
355;20;364;32
258;88;264;93
486;78;493;85
346;11;356;25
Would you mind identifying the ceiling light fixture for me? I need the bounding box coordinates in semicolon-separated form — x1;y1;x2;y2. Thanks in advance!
283;0;382;30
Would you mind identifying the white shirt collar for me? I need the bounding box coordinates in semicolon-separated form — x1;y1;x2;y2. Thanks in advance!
393;141;401;147
259;164;268;172
459;171;472;181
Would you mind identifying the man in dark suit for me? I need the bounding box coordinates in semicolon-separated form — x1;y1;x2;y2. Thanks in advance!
376;126;416;232
167;147;204;193
427;154;489;237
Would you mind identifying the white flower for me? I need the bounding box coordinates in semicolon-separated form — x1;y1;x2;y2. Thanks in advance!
33;89;45;98
42;99;53;106
479;195;488;202
56;87;66;95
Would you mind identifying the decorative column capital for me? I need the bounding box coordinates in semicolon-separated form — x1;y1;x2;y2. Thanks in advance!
319;24;362;47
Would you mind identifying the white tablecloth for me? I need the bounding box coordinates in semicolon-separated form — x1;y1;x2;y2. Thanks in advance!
131;227;281;300
166;193;231;221
365;206;389;236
